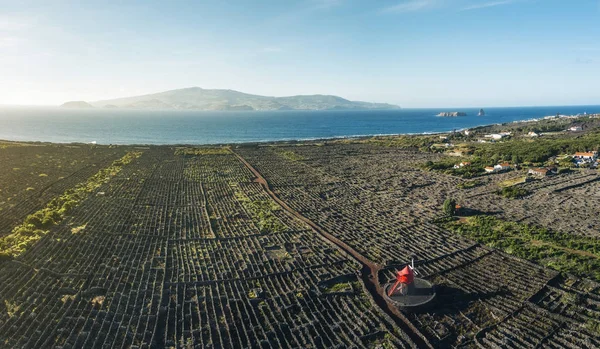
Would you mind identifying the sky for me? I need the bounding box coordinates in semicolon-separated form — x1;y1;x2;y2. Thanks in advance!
0;0;599;107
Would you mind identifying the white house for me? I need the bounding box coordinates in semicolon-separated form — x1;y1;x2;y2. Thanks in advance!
569;126;583;132
527;131;539;137
484;166;496;173
494;163;511;172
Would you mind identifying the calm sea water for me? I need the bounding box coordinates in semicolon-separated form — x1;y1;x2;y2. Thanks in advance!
1;106;599;145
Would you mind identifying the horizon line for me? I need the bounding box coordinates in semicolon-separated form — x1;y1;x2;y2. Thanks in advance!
1;103;600;110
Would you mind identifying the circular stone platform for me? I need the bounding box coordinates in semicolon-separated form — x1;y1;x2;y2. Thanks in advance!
383;278;436;308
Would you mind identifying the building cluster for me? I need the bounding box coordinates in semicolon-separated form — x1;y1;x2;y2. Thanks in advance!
572;151;598;168
485;162;511;173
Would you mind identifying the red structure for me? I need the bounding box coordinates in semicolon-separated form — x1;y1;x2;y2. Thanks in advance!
387;265;415;296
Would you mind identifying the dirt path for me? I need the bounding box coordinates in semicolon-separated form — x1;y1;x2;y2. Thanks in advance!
231;150;433;348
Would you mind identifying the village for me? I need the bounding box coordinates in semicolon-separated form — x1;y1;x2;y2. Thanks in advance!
452;150;598;176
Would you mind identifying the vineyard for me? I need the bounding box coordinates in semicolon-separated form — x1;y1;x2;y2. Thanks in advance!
0;140;598;348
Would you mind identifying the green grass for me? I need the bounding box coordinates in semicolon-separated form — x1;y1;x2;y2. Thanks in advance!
232;185;287;234
498;176;528;188
441;216;600;281
276;149;306;161
175;147;230;156
324;282;352;293
0;151;142;259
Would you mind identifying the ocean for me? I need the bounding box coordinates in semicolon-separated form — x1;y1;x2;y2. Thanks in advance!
1;105;599;145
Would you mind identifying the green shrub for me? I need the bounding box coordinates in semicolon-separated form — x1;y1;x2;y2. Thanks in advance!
440;215;600;282
497;186;530;199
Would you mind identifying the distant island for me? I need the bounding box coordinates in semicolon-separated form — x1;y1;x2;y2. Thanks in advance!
437;112;467;117
61;87;401;111
60;101;93;108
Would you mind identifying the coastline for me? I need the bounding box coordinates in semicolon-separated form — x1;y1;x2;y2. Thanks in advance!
0;110;598;146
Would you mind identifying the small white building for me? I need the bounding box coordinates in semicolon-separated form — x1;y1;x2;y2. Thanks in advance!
527;131;539;137
453;162;471;169
493;163;511;172
484;166;496;173
569;126;583;132
484;134;505;140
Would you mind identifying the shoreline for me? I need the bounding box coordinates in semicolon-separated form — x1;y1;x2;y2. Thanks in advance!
0;112;596;147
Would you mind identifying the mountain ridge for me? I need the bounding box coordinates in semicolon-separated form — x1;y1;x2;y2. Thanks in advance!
62;87;400;111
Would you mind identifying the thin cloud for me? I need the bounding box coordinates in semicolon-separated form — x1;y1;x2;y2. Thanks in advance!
461;0;516;11
382;0;439;13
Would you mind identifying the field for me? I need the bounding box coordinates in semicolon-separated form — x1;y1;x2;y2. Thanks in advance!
1;130;599;348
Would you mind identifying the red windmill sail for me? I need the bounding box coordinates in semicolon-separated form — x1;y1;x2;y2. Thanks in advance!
388;265;414;296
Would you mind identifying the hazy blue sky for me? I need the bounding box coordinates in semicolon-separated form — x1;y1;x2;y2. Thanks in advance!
1;0;599;107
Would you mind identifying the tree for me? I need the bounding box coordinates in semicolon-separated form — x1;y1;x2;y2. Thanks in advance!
490;154;500;165
442;198;457;217
511;154;521;165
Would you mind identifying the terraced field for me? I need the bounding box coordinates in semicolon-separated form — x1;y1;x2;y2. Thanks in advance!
0;140;598;348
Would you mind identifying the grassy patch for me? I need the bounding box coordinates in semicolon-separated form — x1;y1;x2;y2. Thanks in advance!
440;216;600;281
0;151;142;258
499;176;528;188
175;147;230;156
232;185;287;234
71;224;87;234
325;282;352;293
3;300;20;318
276;149;306;161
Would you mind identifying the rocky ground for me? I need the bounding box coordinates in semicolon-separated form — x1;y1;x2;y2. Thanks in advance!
0;135;599;348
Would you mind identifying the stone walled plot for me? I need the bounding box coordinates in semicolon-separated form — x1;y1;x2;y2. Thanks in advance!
461;171;600;237
477;275;600;348
235;144;600;347
0;147;415;348
2;142;598;348
0;144;127;237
